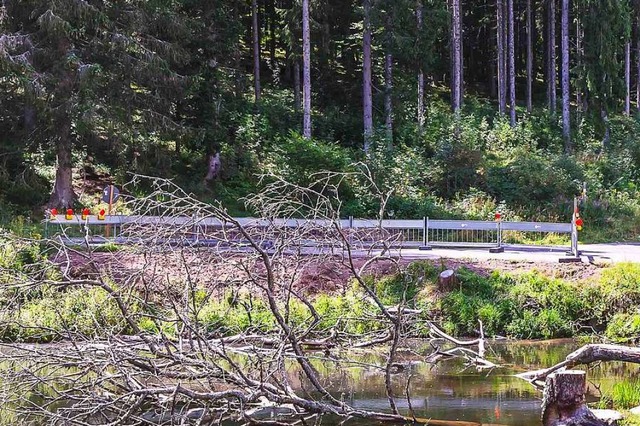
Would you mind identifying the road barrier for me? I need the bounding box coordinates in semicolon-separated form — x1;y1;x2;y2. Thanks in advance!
46;214;579;258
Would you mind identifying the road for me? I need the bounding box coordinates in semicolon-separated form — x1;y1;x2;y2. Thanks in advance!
379;243;640;264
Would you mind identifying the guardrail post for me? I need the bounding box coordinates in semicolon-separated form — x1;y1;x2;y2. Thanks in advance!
561;197;582;263
489;221;505;253
419;216;432;250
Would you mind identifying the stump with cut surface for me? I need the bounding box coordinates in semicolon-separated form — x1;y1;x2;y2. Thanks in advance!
542;370;608;426
438;269;457;291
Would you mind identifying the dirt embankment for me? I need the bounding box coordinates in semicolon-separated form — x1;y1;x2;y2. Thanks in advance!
59;249;604;294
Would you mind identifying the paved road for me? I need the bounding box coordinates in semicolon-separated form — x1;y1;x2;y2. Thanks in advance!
382;243;640;264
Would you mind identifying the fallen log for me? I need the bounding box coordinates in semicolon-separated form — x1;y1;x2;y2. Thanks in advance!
518;344;640;384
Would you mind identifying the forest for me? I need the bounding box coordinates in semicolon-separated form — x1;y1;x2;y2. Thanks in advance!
1;0;640;236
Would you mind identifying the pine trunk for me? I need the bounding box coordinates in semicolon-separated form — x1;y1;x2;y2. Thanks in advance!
561;0;570;151
636;1;640;113
363;0;373;151
49;117;76;208
302;0;312;138
384;12;393;145
576;14;582;115
294;60;301;112
548;0;556;114
508;0;516;126
451;0;462;113
384;51;393;144
526;0;533;113
625;42;631;116
252;0;261;102
417;0;425;131
497;0;506;114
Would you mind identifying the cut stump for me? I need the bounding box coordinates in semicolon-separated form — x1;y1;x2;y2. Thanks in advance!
542;370;608;426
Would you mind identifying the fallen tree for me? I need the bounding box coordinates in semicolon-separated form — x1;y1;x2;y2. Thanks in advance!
0;168;496;425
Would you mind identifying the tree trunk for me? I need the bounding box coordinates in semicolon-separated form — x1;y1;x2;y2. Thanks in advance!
252;0;261;102
625;42;631;116
417;0;425;132
542;371;607;426
294;60;301;112
384;51;393;144
637;0;640;114
561;0;570;152
526;0;533;113
384;13;393;145
268;0;276;76
302;0;312;138
497;0;507;114
548;0;557;114
576;14;582;116
601;106;611;148
451;0;462;114
363;0;373;152
507;0;516;126
49;117;76;208
636;0;640;113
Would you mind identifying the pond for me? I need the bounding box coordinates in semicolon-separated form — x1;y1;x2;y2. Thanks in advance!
4;339;639;425
298;339;640;425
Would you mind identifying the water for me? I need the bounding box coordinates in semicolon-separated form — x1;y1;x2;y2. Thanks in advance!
4;339;639;425
300;339;640;425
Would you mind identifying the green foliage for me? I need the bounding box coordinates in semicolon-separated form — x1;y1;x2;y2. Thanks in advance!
0;286;128;342
599;380;640;410
605;313;640;342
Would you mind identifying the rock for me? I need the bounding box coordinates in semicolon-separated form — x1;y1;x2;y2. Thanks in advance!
591;409;623;425
630;406;640;415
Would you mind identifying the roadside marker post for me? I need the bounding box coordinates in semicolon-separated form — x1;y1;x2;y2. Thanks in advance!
561;197;582;263
102;185;120;238
489;212;505;253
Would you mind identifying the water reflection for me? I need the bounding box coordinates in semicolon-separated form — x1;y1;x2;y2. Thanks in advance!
4;340;640;425
295;339;640;425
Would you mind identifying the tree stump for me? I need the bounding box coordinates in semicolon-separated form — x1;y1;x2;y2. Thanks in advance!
438;269;457;291
542;370;608;426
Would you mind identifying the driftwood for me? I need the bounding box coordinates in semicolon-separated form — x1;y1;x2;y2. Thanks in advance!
541;370;607;426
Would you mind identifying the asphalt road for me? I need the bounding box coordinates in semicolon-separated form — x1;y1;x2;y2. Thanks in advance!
381;243;640;264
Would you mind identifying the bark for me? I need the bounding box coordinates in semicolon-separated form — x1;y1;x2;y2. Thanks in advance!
417;0;425;132
561;0;570;152
384;12;393;145
507;0;516;126
48;116;76;208
637;1;640;113
252;0;261;102
548;0;557;114
294;60;301;112
518;344;640;384
204;152;222;182
526;0;533;113
576;14;582;115
268;0;276;73
602;107;610;148
302;0;312;138
542;371;607;426
384;51;393;144
438;269;457;291
363;0;373;152
497;0;507;114
625;42;631;116
451;0;462;114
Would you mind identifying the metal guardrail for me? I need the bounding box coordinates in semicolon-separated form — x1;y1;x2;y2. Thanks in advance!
46;214;579;257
